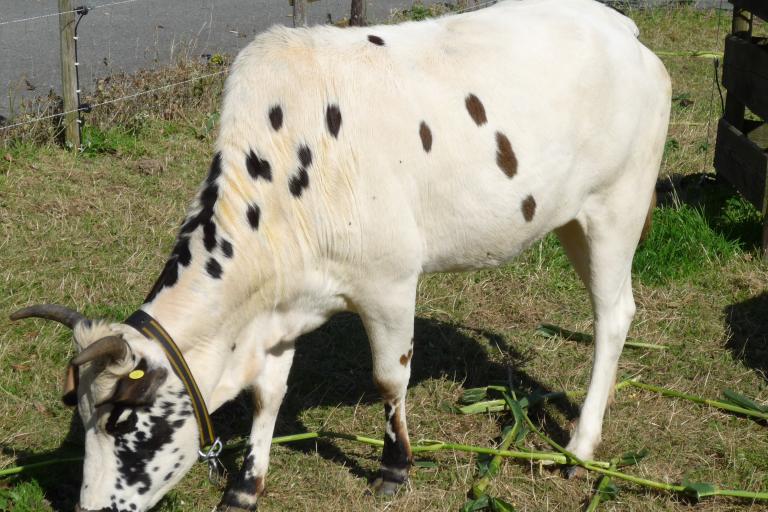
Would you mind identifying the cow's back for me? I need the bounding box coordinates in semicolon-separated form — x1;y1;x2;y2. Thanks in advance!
216;0;670;279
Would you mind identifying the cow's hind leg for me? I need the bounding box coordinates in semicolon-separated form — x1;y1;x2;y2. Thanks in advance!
554;188;652;466
357;277;418;496
218;344;296;511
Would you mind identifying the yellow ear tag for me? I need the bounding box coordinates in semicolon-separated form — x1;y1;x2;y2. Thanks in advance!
129;370;145;380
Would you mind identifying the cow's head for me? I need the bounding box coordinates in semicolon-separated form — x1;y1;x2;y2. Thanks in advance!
11;305;199;512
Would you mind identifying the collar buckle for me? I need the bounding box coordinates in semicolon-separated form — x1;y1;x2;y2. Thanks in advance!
199;437;225;484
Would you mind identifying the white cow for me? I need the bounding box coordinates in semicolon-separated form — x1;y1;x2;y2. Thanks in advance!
12;1;670;510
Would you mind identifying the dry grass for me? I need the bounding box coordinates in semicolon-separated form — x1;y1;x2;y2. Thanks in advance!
1;5;767;512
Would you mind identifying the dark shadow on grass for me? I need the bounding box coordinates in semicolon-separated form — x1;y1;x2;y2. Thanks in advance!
230;313;582;484
725;292;768;382
3;314;583;509
0;413;84;511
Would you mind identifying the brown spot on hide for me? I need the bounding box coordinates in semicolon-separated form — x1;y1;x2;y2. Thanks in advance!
419;122;433;153
465;94;487;126
521;195;536;222
495;132;518;178
399;349;413;366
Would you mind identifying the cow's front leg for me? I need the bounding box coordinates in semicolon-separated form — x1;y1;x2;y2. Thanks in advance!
359;278;417;496
218;344;296;511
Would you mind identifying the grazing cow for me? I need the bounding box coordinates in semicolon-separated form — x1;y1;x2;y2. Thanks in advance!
11;0;670;510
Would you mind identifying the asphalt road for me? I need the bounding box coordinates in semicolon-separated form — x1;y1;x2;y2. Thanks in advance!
0;0;729;120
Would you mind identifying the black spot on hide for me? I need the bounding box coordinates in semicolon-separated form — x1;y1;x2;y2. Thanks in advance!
246;204;261;230
221;239;234;258
298;145;312;168
246;150;272;182
203;221;217;252
206;258;223;279
174;238;192;267
368;35;385;46
288;169;309;198
269;105;283;131
326;105;342;138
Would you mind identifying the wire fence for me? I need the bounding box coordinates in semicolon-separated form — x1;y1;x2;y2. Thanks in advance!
0;0;734;142
0;0;148;27
0;0;504;138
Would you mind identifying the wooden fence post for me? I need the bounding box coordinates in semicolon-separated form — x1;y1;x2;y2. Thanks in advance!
293;0;307;27
350;0;367;26
58;0;80;149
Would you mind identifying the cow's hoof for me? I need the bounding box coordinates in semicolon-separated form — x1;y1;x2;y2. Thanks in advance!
563;465;587;480
368;476;406;497
216;494;258;512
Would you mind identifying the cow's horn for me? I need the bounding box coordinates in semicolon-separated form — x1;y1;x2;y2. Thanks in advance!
9;304;87;329
72;336;129;366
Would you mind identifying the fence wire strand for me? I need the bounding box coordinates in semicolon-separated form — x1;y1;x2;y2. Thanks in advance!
0;70;227;132
0;0;147;27
700;0;726;173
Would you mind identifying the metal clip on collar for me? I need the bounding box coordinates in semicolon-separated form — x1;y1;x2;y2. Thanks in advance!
199;438;225;484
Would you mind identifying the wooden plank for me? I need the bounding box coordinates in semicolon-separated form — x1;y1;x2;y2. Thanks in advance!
58;0;79;149
714;118;768;215
730;0;768;23
722;35;768;122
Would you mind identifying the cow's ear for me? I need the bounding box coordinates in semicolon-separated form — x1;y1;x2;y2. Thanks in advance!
62;364;79;406
97;360;168;407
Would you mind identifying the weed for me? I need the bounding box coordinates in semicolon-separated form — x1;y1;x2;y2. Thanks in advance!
0;480;51;512
80;126;145;157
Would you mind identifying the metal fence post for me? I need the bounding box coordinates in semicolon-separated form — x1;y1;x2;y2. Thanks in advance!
58;0;80;149
293;0;307;27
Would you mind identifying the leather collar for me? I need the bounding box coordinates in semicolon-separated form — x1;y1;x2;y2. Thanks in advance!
123;310;218;451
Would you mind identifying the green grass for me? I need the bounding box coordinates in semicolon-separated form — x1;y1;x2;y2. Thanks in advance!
634;205;740;285
0;4;767;512
0;480;49;511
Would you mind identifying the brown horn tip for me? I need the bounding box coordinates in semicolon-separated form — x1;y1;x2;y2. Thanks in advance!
72;335;129;367
10;304;88;329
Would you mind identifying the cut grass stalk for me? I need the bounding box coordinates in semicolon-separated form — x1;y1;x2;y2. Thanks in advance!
458;379;636;415
500;390;585;466
0;457;83;478
626;380;768;421
2;431;766;502
410;440;610;467
586;472;616;512
469;422;520;499
535;324;668;350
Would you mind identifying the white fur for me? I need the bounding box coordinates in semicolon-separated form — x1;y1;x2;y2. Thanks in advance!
75;1;671;509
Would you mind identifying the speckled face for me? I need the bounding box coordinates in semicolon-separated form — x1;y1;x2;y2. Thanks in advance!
76;369;199;512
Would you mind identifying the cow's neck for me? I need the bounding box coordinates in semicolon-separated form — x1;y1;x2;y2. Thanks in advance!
138;250;345;412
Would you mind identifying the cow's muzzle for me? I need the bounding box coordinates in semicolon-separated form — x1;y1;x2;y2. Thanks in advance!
74;505;114;512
